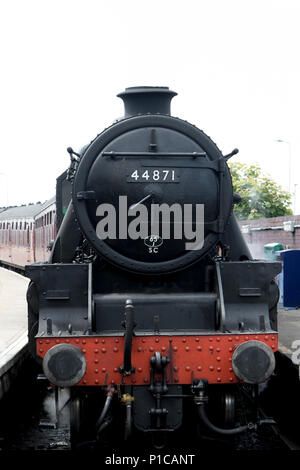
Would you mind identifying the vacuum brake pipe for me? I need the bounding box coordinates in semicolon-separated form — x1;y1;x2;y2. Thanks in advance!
96;386;115;434
120;299;136;375
194;380;275;436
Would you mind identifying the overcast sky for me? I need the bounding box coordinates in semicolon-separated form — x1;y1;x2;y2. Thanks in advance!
1;0;300;211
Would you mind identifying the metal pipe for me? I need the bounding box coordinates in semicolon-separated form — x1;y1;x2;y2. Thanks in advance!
124;401;132;441
121;299;135;375
197;405;276;436
95;387;114;433
197;404;249;435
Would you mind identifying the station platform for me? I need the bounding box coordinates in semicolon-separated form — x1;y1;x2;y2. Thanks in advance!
0;267;29;399
278;308;300;359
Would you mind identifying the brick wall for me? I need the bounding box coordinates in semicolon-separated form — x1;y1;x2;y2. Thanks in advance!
239;215;300;258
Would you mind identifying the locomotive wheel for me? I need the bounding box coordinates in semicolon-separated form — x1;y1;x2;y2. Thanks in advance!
70;390;109;449
70;395;83;449
222;392;236;428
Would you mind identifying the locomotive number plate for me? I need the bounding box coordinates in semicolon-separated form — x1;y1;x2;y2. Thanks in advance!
127;168;180;183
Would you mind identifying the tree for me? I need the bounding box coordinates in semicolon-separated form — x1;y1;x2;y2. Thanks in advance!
228;162;292;220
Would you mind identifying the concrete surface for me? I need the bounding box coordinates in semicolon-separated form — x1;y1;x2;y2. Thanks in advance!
278;308;300;357
0;268;29;398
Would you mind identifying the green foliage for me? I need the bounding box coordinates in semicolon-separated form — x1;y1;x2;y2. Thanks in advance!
228;162;292;220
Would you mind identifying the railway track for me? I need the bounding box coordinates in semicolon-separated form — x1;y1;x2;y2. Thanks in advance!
0;358;297;452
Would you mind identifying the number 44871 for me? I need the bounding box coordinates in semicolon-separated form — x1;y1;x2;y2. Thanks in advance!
129;169;177;182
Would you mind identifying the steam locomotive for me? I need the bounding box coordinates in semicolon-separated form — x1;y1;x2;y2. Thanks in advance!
25;87;281;448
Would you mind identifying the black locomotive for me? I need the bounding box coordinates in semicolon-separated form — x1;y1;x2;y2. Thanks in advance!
26;87;281;447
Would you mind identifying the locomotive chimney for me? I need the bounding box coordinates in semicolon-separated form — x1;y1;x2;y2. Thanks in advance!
117;86;177;117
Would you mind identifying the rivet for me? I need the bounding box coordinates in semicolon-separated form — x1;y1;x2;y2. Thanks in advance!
185;346;190;352
39;340;43;344
114;367;118;372
39;349;43;353
95;339;99;344
245;336;249;340
229;347;233;352
95;379;99;384
197;366;202;371
56;339;60;343
46;340;50;344
228;337;232;342
271;345;275;349
271;336;275;341
216;356;221;361
138;347;142;352
144;378;148;383
115;338;119;343
197;346;202;351
82;349;86;353
209;346;213;351
94;369;99;374
182;338;187;343
155;338;159;343
111;380;115;384
162;346;166;352
142;338;146;343
216;337;220;342
217;378;221;382
255;336;258;340
149;347;154;352
101;339;105;344
216;348;220;352
175;377;179;382
229;377;233;382
217;367;221;372
209;337;213;342
113;347;118;352
138;367;142;372
195;337;199;342
235;336;239;341
83;379;87;384
264;336;269;340
94;349;99;353
229;358;232;362
229;367;233;372
131;378;136;383
173;346;178;352
173;366;178;372
75;339;79;344
94;359;99;364
82;340;86;344
185;366;191;371
101;368;106;373
209;366;214;371
101;348;106;353
66;339;70;343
